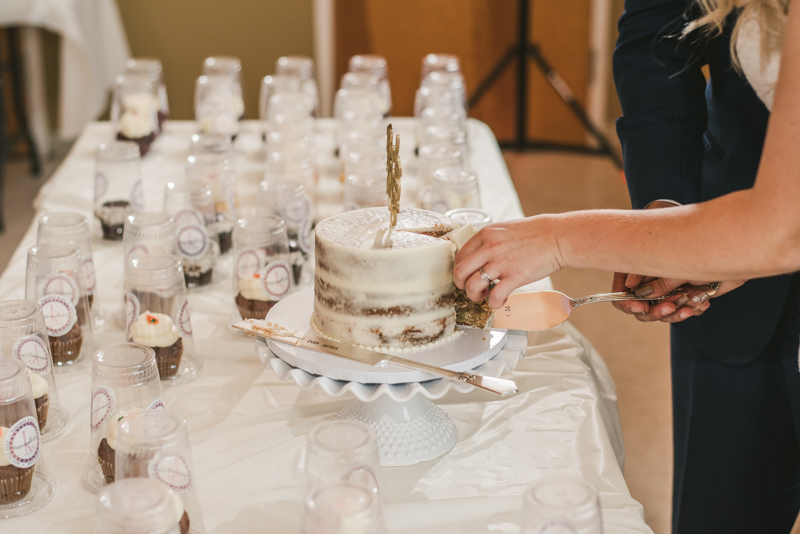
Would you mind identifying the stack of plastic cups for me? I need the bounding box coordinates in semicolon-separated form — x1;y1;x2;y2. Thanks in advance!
0;357;55;517
83;342;164;494
265;93;316;190
202;56;244;119
126;58;169;129
112;73;160;156
347;54;392;116
115;409;206;533
125;255;203;385
416;144;466;210
259;74;302;124
25;243;96;371
37;212;104;329
94;141;143;241
275;56;319;116
0;300;69;441
342;151;388;211
95;478;184;534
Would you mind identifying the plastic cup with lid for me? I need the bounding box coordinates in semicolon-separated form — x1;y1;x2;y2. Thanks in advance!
202;55;242;85
429;167;481;214
125;255;203;387
0;300;69;442
275;56;319;116
115;409;205;533
302;481;387;534
345;54;392;117
112;73;160;154
83;342;164;494
0;357;56;517
126;58;169;128
445;207;493;230
95;477;184;534
259;74;302;122
95;141;143;241
25;243;96;371
123;212;177;272
521;474;603;534
194;75;242;139
186;153;237;255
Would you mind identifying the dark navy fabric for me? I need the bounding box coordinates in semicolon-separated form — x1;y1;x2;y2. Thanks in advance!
614;0;800;532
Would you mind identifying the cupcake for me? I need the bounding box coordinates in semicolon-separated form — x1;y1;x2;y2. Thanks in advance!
130;312;183;379
213;216;233;255
235;273;277;320
28;371;49;431
95;200;134;241
116;109;156;156
0;427;34;504
98;407;143;483
49;319;83;365
182;240;220;288
173;494;191;534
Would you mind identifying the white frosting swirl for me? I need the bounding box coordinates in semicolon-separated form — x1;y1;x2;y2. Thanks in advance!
106;407;144;449
27;370;48;399
119;110;155;139
173;493;185;523
0;428;9;466
130;312;180;348
123;92;159;116
238;275;270;301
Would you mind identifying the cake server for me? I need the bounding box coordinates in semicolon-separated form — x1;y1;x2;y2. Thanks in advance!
232;319;518;396
492;282;721;331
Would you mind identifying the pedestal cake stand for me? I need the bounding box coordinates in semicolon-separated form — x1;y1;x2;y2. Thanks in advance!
252;288;527;466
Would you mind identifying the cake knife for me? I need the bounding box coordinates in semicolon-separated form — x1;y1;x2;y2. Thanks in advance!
232;319;518;396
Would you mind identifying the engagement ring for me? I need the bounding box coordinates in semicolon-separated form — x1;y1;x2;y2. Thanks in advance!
479;267;493;284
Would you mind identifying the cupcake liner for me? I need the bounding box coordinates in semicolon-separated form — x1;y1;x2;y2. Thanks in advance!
153;338;184;379
0;466;34;505
236;302;273;321
98;454;115;483
49;335;83;365
180;511;191;534
36;395;50;431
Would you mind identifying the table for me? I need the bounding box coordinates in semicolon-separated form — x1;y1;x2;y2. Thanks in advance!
0;119;652;533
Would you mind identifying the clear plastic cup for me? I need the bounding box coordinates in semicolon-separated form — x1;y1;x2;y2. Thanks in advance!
95;141;143;241
343;151;387;211
266;92;315;131
202;55;242;86
232;215;293;319
115;409;205;533
418;105;469;159
95;477;183;534
185;153;236;255
445;208;492;230
83;343;164;494
420;53;461;80
125;255;203;386
126;58;169;129
348;54;391;116
259;74;302;122
0;357;56;517
413;85;463;119
25;244;95;371
302;482;387;534
164;180;220;289
417;143;465;191
112;73;160;156
429;167;480;213
37;212;104;329
264;148;317;195
521;475;603;534
306;420;381;496
0;301;69;441
420;70;467;111
123;212;177;269
276;56;319;116
195;75;242;139
189;132;232;159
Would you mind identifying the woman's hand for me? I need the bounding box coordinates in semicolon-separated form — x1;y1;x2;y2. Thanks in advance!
453;215;563;309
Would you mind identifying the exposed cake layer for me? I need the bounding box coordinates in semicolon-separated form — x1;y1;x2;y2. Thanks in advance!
314;207;458;349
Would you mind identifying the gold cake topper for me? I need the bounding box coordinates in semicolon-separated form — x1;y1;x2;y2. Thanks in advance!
386;124;402;228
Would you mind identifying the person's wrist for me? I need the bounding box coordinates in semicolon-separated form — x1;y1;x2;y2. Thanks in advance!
540;213;567;272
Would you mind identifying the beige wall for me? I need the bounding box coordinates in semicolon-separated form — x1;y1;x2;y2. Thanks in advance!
115;0;314;120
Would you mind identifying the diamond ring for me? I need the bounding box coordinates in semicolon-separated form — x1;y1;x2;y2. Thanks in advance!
479;267;493;284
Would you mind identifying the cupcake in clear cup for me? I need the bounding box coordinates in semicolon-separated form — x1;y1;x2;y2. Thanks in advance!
25;244;95;371
126;58;169;130
276;55;319;116
232;215;292;320
83;343;164;494
302;482;387;534
123;212;177;270
164;179;220;289
195;75;242;139
95;141;143;241
96;477;184;534
125;255;203;386
0;357;55;517
112;73;160;155
202;56;243;108
116;409;205;534
37;212;104;329
0;300;69;442
186;151;237;255
259;74;301;123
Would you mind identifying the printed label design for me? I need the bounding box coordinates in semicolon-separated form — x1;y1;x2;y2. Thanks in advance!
95;172;108;202
147;397;165;410
149;454;192;491
280;193;313;224
43;274;79;305
177;299;192;337
236;248;262;278
177;225;210;259
173;208;205;230
126;293;141;333
126;244;150;263
130;180;145;210
13;336;51;375
259;261;293;300
82;257;97;293
298;218;313;254
3;416;40;468
38;294;78;337
91;386;116;431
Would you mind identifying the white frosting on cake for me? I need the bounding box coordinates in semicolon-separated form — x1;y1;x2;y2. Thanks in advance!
314;207;459;349
119;110;155;139
27;370;48;399
130;312;180;348
238;274;270;301
106;407;144;449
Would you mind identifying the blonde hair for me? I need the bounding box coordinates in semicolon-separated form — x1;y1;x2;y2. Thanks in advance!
687;0;789;67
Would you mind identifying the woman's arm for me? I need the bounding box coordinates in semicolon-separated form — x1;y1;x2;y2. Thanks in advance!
455;1;800;310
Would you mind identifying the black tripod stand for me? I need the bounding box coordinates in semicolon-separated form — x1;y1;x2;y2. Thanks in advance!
468;0;622;169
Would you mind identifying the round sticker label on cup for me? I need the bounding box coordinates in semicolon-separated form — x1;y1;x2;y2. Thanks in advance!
3;416;40;468
83;257;97;293
126;293;141;332
236;248;262;278
259;261;293;300
147;397;165;410
130;180;145;210
38;294;77;337
13;336;50;375
126;244;150;264
177;299;192;337
91;386;116;431
177;225;210;259
43;274;79;305
149;454;192;491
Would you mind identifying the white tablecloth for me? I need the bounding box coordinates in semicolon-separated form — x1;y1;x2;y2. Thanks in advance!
0;0;130;141
0;119;652;533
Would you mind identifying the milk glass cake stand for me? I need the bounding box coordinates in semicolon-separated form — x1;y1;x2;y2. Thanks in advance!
253;288;527;466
